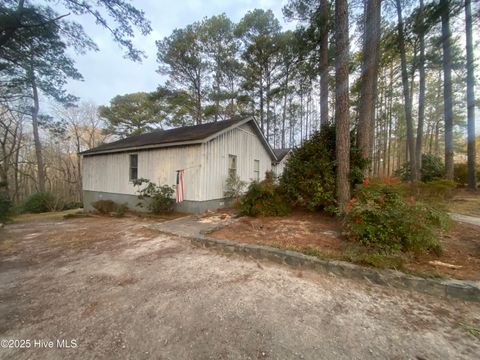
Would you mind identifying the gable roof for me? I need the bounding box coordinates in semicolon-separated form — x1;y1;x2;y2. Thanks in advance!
273;148;291;161
81;116;277;161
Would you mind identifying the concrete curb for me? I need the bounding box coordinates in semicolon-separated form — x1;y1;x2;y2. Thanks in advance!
154;226;480;302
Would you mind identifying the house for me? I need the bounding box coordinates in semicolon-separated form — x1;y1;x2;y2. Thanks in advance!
272;148;292;177
81;116;289;213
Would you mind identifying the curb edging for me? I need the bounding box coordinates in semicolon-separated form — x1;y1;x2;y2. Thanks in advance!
192;234;480;302
150;225;480;302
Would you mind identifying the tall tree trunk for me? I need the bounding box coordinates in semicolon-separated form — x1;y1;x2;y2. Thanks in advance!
259;82;264;133
395;0;416;181
214;72;220;122
335;0;350;211
415;0;426;181
357;0;382;174
300;86;304;143
74;128;83;203
29;66;46;193
266;71;271;142
195;78;202;125
465;0;477;189
440;0;454;180
282;67;289;149
319;0;329;127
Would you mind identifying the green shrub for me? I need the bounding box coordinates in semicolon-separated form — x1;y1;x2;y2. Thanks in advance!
280;124;367;212
23;192;57;213
454;163;480;185
92;200;128;217
112;203;128;217
91;200;117;214
133;178;175;214
237;175;291;216
344;182;449;255
224;173;247;199
0;192;12;222
395;154;445;182
62;201;83;210
396;179;456;203
63;211;90;219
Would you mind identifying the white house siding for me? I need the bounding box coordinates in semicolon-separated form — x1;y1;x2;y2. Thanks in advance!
82;144;203;201
273;154;290;177
200;125;273;201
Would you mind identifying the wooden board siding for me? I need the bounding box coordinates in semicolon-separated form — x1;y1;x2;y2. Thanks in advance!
199;124;273;201
82;144;203;201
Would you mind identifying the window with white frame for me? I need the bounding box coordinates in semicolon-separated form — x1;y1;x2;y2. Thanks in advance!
254;160;260;181
228;154;237;178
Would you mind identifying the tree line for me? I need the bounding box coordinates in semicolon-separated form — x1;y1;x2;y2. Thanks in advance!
0;0;479;209
0;0;150;203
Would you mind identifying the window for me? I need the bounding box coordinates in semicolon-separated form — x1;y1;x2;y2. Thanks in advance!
129;154;138;180
254;160;260;181
228;154;237;178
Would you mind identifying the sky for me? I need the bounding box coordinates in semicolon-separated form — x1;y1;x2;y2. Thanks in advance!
51;0;479;134
59;0;292;106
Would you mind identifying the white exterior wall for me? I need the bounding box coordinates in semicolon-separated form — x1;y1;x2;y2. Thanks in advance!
83;121;276;202
82;144;203;201
273;153;290;177
199;123;273;200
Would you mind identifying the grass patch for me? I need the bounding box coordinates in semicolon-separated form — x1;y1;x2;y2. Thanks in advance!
459;322;480;339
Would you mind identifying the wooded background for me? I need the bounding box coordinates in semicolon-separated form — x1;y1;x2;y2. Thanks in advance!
0;0;479;208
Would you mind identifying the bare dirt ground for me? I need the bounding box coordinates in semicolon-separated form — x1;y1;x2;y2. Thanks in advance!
211;211;480;280
1;214;480;359
450;189;480;217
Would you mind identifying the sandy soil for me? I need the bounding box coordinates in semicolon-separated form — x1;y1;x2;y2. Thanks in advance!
211;211;480;280
450;190;480;217
0;214;479;359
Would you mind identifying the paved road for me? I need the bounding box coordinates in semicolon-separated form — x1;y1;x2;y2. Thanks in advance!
0;216;479;359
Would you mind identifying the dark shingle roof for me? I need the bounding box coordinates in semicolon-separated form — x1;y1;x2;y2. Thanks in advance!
82;118;246;156
273;148;291;161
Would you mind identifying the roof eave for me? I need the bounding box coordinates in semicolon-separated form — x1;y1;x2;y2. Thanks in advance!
81;139;203;156
202;116;278;162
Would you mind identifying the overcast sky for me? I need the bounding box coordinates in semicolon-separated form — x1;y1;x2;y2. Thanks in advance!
60;0;291;106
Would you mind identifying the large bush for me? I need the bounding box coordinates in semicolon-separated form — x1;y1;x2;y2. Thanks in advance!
133;178;175;214
92;200;128;217
344;181;449;255
0;192;11;222
224;173;247;199
23;192;57;213
237;174;290;216
280;124;367;212
454;163;480;186
396;179;456;203
92;200;115;214
395;154;444;182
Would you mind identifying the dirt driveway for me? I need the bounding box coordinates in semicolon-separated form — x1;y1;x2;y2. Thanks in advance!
0;214;479;359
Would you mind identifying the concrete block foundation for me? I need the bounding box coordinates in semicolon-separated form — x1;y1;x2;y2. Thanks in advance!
83;190;229;214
